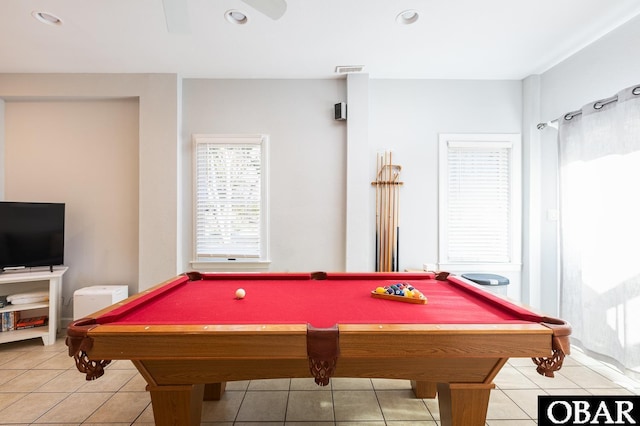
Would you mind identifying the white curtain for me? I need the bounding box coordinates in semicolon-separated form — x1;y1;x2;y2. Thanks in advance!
558;84;640;374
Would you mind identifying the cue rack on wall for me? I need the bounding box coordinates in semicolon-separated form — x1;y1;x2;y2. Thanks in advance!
372;151;403;272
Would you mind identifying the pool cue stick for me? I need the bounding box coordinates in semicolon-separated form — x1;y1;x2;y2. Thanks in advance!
374;153;381;271
387;151;395;272
390;165;397;271
378;153;384;271
378;153;383;271
394;167;400;272
384;152;392;272
380;155;385;271
382;153;387;271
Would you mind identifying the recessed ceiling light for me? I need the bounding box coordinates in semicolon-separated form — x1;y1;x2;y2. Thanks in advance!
396;10;419;25
225;9;248;25
32;11;63;26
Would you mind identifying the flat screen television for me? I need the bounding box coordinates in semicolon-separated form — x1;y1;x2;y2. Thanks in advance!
0;202;65;272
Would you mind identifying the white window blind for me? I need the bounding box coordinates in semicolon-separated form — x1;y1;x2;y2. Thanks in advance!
194;135;266;260
438;134;521;269
446;142;511;263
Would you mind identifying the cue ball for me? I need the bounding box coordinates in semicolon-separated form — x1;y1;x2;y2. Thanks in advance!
235;288;246;299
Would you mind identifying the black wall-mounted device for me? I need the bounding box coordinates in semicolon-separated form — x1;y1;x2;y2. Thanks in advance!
334;102;347;121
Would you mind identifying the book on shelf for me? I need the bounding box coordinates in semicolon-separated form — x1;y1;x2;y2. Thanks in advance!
16;315;48;330
1;311;16;332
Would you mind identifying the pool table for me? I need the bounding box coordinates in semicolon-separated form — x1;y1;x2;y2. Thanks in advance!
67;271;570;426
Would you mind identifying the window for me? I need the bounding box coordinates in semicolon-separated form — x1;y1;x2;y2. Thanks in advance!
192;134;269;270
438;133;521;270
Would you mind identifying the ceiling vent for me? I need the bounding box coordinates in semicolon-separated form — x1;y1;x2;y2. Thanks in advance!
335;65;365;74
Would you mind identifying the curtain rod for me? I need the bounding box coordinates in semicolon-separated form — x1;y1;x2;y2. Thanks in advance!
537;85;640;130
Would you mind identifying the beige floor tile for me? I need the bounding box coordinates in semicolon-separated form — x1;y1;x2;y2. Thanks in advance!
291;377;332;390
133;402;156;423
0;392;68;423
568;348;606;366
288;422;336;426
226;380;250;391
201;390;245;422
286;390;334;422
248;378;291;391
84;423;133;426
422;396;440;420
372;378;412;390
502;388;546;418
84;391;150;423
34;391;112;423
333;390;384;422
545;388;591;395
105;359;137;370
386;422;438;426
37;368;89;392
336;422;386;426
495;366;539;389
559;365;622;388
487;420;537;426
0;350;23;367
486;389;530;420
517;366;581;388
119;372;148;392
0;392;26;411
508;357;538;367
77;368;138;392
236;390;288;422
589;364;640;389
0;368;62;392
587;387;636;395
1;349;58;369
0;368;26;386
376;389;432;421
331;377;373;390
38;350;78;369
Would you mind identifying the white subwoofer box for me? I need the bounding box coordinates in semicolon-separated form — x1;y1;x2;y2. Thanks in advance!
73;285;128;319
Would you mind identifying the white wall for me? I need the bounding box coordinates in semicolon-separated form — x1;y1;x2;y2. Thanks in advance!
181;79;347;272
4;99;139;314
182;77;524;286
368;79;523;297
531;14;640;315
0;74;181;322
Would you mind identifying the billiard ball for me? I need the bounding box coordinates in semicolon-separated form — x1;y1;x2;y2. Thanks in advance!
235;288;246;299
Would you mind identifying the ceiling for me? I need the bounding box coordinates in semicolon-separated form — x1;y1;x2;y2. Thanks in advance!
2;0;640;80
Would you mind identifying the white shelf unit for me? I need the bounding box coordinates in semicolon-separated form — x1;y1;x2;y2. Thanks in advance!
0;267;68;345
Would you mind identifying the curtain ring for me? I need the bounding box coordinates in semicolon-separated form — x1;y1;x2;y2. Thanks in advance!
633;86;640;96
593;101;603;110
564;112;575;121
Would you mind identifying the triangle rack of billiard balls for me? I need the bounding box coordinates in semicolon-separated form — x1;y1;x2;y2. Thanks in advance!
371;283;427;304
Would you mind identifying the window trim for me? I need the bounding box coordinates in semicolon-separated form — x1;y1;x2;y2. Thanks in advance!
190;134;270;272
437;133;522;272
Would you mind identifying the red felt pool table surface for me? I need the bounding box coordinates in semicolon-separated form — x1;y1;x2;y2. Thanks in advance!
67;271;571;426
100;272;538;328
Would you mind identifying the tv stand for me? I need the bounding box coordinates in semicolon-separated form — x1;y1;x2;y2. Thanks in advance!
0;267;68;345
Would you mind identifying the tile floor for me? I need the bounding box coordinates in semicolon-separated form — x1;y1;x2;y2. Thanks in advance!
0;337;639;425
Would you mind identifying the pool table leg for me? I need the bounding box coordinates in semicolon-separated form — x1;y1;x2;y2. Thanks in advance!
204;382;226;400
146;383;204;426
410;380;437;398
436;382;494;426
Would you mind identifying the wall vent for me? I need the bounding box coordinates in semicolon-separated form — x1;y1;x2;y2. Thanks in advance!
335;65;365;74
